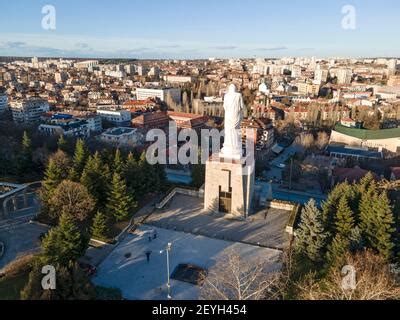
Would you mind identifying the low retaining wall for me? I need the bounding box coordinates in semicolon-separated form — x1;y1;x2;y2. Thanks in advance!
267;200;296;211
156;187;204;209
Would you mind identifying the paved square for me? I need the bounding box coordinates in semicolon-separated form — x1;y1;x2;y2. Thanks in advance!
0;218;49;270
144;194;291;249
93;225;282;300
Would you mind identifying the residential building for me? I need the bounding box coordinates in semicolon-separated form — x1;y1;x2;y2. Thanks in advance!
131;111;170;130
96;107;132;126
39;118;90;138
0;91;7;113
163;75;195;84
100;127;143;147
136;87;181;104
10;98;50;123
336;68;353;84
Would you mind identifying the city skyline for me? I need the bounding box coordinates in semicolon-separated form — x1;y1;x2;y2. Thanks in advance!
0;0;400;59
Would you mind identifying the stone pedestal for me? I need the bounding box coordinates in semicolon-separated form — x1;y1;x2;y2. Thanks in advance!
204;153;255;219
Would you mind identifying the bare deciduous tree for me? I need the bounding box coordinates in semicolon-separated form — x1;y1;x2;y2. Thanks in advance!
49;180;95;221
316;131;329;150
296;250;400;300
199;250;282;300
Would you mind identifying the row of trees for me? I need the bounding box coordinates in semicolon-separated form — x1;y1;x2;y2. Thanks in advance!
40;138;166;240
201;174;400;300
290;172;400;298
20;137;167;299
296;173;397;267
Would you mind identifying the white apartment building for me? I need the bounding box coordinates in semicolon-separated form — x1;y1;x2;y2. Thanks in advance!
136;87;181;104
314;69;329;84
105;70;126;79
163;75;194;84
74;60;99;70
39;119;90;138
336;68;353;85
10;98;50;123
96;107;131;126
100;127;143;147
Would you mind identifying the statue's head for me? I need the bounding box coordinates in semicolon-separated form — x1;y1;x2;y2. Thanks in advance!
228;83;237;94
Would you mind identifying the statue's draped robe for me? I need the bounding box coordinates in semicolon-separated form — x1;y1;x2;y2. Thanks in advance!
222;89;244;158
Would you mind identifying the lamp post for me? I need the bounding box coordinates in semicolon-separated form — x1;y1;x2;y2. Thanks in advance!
161;242;172;300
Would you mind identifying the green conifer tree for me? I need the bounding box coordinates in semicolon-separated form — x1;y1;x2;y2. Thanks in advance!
69;139;89;182
41;213;88;265
80;152;110;209
334;195;355;237
91;211;109;241
107;172;135;221
295;199;328;263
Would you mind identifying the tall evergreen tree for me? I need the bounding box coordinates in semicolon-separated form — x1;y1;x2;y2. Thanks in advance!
373;192;395;261
40;157;64;214
322;182;351;233
107;172;135;221
334;195;355;237
91;211;109;241
360;186;395;261
326;234;350;268
295;199;328;263
41;213;89;265
80;152;110;209
16;130;33;177
57;134;67;152
113;148;124;175
69;139;89;182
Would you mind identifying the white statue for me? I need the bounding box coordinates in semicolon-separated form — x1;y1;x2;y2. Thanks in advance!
221;84;244;159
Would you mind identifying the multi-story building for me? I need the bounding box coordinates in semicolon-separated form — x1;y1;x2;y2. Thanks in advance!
74;60;99;70
10;98;50;123
336;68;353;85
387;75;400;87
241;117;275;152
0;91;8;113
163;75;195;84
96;107;132;126
131;111;170;130
297;82;320;96
39;119;90;138
100;127;143;147
314;68;329;84
136;87;181;104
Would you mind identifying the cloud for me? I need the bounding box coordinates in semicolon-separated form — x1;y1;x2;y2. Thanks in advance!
75;42;90;49
255;46;288;51
2;41;27;49
210;45;237;50
157;44;181;49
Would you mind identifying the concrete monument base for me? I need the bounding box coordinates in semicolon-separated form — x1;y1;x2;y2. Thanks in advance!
204;154;255;219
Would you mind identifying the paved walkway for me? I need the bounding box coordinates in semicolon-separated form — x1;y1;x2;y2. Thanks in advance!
144;194;291;250
93;225;282;300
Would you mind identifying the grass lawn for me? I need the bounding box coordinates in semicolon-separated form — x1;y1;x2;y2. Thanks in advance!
0;273;29;300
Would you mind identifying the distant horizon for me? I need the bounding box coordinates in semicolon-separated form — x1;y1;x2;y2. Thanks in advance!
1;0;400;59
1;55;399;61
